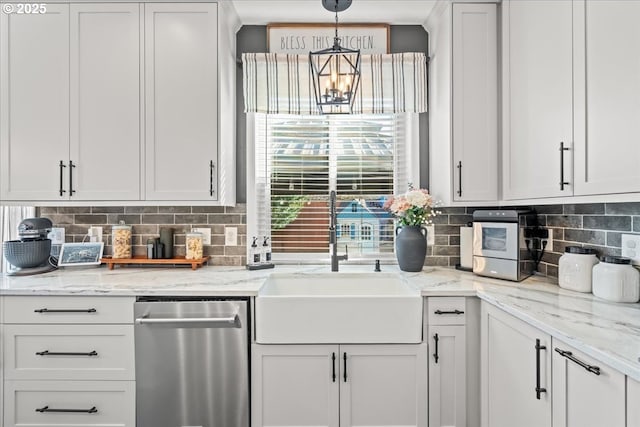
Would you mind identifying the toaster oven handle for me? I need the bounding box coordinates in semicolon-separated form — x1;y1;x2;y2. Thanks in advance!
69;160;76;196
59;161;66;197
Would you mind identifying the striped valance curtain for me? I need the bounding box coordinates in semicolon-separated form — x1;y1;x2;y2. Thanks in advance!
242;52;428;115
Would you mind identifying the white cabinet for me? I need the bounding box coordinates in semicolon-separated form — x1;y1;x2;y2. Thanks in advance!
251;344;427;427
481;302;551;427
502;0;574;200
428;325;465;427
573;1;640;196
0;4;140;201
629;377;640;427
144;3;219;201
552;338;625;427
426;2;498;205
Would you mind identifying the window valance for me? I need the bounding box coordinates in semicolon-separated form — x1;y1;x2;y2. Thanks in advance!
242;52;428;115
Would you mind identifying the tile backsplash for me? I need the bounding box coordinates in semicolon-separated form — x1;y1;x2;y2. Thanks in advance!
427;202;640;278
38;205;247;266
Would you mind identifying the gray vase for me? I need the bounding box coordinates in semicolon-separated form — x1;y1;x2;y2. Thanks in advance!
395;226;427;272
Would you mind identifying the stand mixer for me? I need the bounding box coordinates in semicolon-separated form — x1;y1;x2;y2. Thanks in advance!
2;217;56;276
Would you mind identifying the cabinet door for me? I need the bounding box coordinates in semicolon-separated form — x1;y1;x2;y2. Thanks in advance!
339;344;427;427
552;338;625;427
502;0;573;200
452;3;497;202
629;377;640;427
251;344;339;427
481;303;551;427
428;325;465;427
0;4;69;201
573;1;640;196
145;3;218;200
69;4;141;201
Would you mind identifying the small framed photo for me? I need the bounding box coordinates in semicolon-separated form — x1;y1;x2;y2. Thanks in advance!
58;243;104;267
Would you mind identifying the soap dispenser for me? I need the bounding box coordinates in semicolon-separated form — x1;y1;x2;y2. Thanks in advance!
250;237;260;264
262;236;272;263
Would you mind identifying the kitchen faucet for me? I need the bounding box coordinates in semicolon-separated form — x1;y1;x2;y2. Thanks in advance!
329;190;348;272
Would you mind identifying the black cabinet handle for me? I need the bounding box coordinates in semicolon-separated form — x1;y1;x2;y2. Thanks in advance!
434;309;464;315
36;350;98;357
559;142;570;190
332;352;336;382
36;406;97;414
555;347;601;376
343;352;348;382
69;160;76;196
535;339;547;399
209;160;215;197
58;161;67;197
457;161;462;197
34;308;97;314
433;333;439;364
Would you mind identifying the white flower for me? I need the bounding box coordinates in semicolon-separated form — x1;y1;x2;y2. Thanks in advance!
405;189;429;208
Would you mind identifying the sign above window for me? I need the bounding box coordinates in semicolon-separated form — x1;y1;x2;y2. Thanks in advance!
267;23;389;54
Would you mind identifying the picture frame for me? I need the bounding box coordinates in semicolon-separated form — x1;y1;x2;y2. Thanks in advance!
58;242;104;267
267;23;390;54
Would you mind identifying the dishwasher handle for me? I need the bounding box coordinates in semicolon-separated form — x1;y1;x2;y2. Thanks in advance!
135;314;240;327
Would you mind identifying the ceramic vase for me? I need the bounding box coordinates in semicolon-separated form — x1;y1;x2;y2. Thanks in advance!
395;226;427;272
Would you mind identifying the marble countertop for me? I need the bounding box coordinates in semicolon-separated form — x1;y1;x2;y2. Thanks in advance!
2;264;640;381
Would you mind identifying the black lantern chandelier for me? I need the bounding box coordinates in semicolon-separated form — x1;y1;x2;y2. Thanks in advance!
309;0;361;114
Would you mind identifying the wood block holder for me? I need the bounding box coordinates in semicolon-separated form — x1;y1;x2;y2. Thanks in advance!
101;255;209;270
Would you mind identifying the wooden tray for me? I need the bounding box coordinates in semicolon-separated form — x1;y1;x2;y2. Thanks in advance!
101;256;210;270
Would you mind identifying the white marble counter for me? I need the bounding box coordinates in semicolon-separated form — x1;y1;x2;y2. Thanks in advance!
2;264;640;381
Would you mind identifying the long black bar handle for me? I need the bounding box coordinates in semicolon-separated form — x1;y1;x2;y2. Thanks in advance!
36;350;98;357
554;348;601;376
535;339;547;399
457;161;462;197
209;160;215;197
343;352;348;382
434;309;464;315
433;333;439;364
332;352;336;382
34;308;97;314
559;142;570;190
59;161;66;197
69;160;76;196
36;406;97;414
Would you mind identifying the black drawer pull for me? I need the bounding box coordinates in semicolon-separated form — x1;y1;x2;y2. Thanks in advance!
535;339;547;399
36;406;98;414
434;309;464;315
555;348;601;376
36;350;98;357
34;308;97;314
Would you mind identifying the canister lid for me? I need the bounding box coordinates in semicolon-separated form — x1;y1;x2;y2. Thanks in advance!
564;246;597;255
600;255;632;265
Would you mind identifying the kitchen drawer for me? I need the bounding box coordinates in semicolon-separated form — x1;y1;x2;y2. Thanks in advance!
2;296;134;324
427;297;466;325
4;380;135;427
3;324;134;380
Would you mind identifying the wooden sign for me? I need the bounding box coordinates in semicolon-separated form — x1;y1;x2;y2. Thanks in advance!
267;23;389;54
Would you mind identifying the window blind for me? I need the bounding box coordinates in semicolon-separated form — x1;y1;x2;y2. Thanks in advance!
254;113;409;260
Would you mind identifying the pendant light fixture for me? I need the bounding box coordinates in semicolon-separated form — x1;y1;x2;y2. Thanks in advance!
309;0;361;114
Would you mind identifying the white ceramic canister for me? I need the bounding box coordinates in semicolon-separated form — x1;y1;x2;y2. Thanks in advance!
558;246;599;293
592;256;640;303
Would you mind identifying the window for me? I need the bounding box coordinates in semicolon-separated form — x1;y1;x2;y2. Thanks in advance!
249;113;419;262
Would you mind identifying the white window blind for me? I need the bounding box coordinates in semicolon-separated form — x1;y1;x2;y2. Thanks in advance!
253;113;411;261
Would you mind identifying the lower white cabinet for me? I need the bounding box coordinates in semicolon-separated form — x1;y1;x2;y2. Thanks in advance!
251;343;428;427
629;377;640;427
4;380;135;427
552;338;625;427
481;302;552;427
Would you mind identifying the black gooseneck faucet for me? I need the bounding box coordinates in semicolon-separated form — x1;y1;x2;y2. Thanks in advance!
329;190;348;272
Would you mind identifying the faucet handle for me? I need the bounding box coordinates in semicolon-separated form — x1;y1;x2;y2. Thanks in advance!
374;259;381;272
344;245;348;260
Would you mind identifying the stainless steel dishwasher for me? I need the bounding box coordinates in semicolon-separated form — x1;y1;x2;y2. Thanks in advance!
135;297;249;427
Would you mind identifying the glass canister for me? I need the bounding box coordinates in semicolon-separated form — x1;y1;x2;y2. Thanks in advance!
558;246;599;293
112;222;132;259
592;256;640;303
185;232;204;260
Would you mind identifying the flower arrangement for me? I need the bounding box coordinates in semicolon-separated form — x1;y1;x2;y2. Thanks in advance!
383;185;440;227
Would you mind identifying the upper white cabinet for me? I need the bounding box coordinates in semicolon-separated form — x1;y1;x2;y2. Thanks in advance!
552;338;625;427
573;1;640;196
502;0;574;200
481;302;552;427
0;4;140;201
144;3;220;201
426;2;498;205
